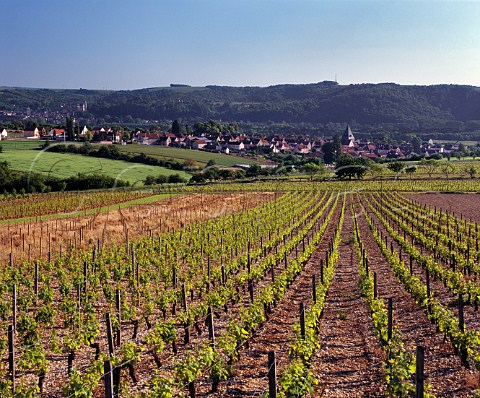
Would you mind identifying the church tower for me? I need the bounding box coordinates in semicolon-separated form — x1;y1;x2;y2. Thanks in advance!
341;124;355;146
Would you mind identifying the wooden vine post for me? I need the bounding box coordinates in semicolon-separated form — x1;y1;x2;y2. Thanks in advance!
458;294;464;333
312;275;317;304
182;284;190;344
387;298;393;342
104;360;114;398
83;261;88;296
320;260;324;284
300;303;306;338
207;307;215;346
8;324;15;393
221;266;226;285
415;346;425;398
12;284;17;332
106;313;114;355
268;351;277;398
116;289;121;347
106;312;120;396
425;268;430;299
34;262;39;304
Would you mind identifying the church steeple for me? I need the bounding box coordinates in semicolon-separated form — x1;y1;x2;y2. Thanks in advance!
341;124;355;146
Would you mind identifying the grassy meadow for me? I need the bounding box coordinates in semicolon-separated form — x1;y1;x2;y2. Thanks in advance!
115;144;263;167
0;139;43;150
0;149;190;186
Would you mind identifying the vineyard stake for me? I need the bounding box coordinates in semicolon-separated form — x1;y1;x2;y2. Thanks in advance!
268;351;277;398
300;303;306;338
207;307;215;346
312;275;317;304
373;272;378;299
34;262;39;304
415;346;425;398
83;261;88;296
12;284;16;332
104;360;114;398
387;298;393;341
8;325;15;393
458;294;464;333
106;313;114;356
116;290;121;347
131;249;136;280
426;268;430;299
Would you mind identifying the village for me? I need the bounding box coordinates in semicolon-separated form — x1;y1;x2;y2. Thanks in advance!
0;122;472;162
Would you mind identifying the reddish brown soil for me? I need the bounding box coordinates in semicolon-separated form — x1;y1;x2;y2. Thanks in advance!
404;193;480;223
310;204;386;397
12;191;480;397
210;195;343;397
4;192;274;397
359;196;480;396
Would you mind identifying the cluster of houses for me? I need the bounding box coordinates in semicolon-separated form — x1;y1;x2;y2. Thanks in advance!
0;124;466;159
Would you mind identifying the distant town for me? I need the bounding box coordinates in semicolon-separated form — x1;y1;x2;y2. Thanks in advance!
1;120;479;163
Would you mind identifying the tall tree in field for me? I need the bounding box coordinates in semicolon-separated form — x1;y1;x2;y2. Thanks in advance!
321;142;335;164
322;134;342;164
411;136;422;154
333;133;342;162
171;120;186;136
65;117;74;140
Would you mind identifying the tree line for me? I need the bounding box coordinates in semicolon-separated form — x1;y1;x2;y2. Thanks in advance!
0;161;130;195
3;83;480;138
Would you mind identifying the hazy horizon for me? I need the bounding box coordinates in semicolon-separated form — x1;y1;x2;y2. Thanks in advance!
2;80;480;92
2;0;480;90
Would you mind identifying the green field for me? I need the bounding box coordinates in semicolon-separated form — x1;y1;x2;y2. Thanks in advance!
115;144;263;167
0;139;43;150
0;150;190;185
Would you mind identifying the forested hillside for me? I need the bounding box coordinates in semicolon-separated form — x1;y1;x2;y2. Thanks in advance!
2;82;480;136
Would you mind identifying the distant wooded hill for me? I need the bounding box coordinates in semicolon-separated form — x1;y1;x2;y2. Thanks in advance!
2;82;480;136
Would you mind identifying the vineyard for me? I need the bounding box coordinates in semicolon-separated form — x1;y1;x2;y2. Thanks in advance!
1;180;480;397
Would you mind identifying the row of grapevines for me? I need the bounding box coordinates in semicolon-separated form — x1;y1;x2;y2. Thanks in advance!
276;192;346;397
0;188;152;221
159;192;342;397
351;198;434;397
359;199;480;370
367;193;480;302
0;190;328;395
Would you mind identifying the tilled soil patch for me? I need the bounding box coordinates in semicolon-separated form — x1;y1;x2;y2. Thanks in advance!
310;203;386;397
404;193;480;223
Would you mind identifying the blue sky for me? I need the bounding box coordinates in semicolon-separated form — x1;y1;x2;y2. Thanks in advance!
1;0;480;89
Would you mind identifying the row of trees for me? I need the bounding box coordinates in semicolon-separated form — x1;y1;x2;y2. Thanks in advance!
0;161;130;195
